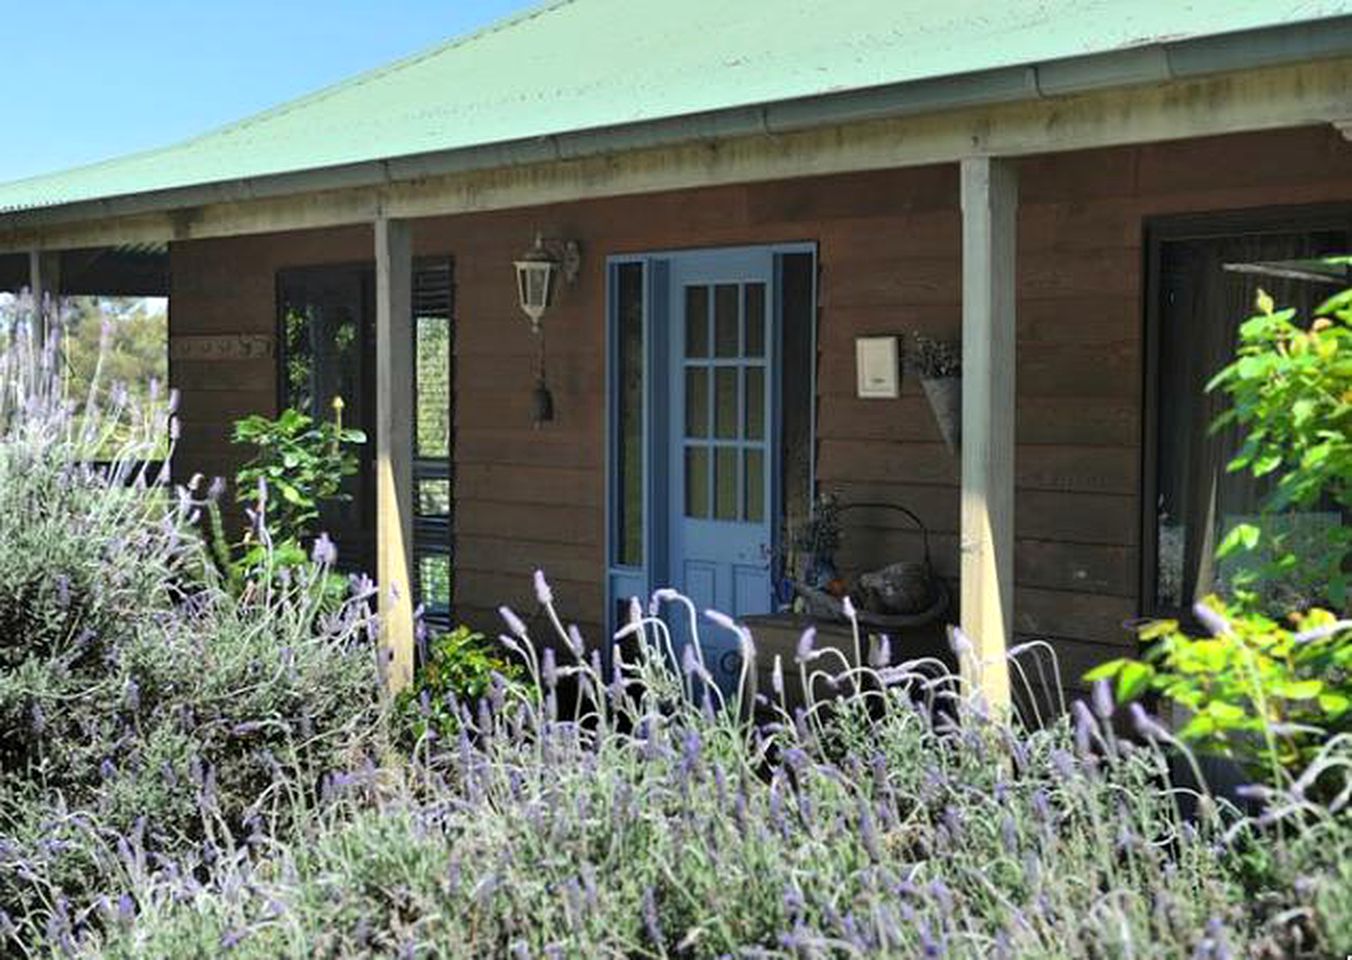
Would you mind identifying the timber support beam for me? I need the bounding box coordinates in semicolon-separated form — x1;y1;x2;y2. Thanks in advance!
958;156;1016;710
27;250;60;342
374;217;415;693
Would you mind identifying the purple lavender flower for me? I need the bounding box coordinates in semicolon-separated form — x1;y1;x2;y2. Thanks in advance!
533;569;554;605
641;887;664;948
1192;600;1230;636
1128;702;1168;741
1091;679;1114;720
500;605;529;639
311;532;338;566
796;627;816;663
1071;699;1096;755
858;801;882;862
948;625;974;659
542;647;558;688
870;634;892;668
1292;618;1352;643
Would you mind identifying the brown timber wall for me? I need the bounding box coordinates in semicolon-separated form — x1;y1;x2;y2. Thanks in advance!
169;125;1352;672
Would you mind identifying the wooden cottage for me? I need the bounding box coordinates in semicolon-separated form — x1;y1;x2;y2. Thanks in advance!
2;1;1351;706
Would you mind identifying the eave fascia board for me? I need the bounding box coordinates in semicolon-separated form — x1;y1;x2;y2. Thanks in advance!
2;15;1351;249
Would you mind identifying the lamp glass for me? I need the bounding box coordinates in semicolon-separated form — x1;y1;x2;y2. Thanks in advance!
514;255;557;331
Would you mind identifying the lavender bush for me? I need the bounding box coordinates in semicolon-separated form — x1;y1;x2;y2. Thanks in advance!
79;583;1352;958
0;300;384;950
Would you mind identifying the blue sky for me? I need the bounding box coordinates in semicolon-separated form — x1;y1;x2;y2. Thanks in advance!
2;0;537;184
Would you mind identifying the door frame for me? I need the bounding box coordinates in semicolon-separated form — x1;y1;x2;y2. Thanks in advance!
275;261;378;573
604;242;817;634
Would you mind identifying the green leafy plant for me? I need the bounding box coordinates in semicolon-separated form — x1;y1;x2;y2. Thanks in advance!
200;401;365;596
1088;598;1352;788
396;626;527;741
1208;281;1352;610
905;331;961;378
233;400;365;545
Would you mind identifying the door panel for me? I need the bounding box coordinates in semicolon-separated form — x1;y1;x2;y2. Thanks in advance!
667;250;777;689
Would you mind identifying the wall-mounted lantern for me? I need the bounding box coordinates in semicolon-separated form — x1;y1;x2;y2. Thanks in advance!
513;233;581;334
513;233;581;426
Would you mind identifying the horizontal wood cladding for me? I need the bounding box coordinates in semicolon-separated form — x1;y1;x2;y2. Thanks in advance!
454;464;602;509
818;440;1138;495
165;126;1352;663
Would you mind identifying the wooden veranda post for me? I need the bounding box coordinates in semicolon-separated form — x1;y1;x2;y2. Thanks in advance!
374;217;415;693
28;250;60;343
959;156;1016;709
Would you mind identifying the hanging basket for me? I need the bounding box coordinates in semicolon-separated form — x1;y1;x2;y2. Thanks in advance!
921;375;961;452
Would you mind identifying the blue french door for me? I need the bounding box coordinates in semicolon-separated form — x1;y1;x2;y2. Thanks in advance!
667;250;777;683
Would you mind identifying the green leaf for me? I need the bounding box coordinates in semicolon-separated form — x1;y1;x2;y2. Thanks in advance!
1252;453;1282;477
1083;658;1126;682
1216;524;1261;559
1318;692;1351;716
1115;661;1155;703
1316;287;1352;315
277;483;306;506
1206;701;1247;725
1271;680;1323;701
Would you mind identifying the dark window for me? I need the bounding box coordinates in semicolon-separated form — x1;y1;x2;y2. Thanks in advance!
277;264;376;573
412;259;455;630
1151;224;1349;614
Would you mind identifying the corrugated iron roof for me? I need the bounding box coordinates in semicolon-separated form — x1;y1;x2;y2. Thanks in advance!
1;0;1349;215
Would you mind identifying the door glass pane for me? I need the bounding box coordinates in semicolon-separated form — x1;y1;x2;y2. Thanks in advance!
745;449;764;522
685;286;709;357
745;366;764;440
714;448;738;520
744;283;765;357
714;368;738;439
714;283;740;357
685;368;709;438
685;447;710;518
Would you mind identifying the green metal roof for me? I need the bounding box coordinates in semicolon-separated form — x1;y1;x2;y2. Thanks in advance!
2;0;1350;216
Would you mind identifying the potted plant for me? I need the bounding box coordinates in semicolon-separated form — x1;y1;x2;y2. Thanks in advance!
908;333;961;452
791;492;844;590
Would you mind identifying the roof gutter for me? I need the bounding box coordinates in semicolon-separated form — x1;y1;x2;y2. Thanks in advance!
6;14;1352;235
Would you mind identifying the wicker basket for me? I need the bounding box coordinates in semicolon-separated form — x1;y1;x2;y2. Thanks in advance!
792;501;950;630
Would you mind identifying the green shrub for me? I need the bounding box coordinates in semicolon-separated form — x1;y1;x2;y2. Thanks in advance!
0;312;385;949
1208;282;1352;610
233;403;365;546
1087;598;1352;790
395;625;527;742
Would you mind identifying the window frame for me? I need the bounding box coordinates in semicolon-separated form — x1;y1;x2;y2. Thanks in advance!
1140;203;1352;620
